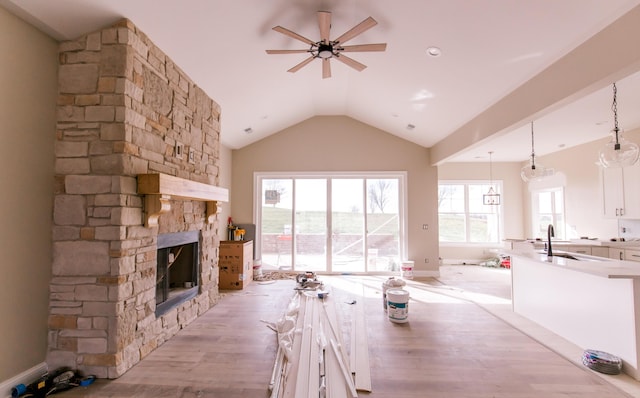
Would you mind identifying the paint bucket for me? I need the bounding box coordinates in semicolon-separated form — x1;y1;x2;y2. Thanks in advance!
382;277;406;311
401;261;414;279
387;288;410;323
253;260;263;280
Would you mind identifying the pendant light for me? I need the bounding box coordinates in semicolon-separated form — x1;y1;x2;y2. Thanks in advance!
521;121;552;182
599;83;639;168
483;151;500;205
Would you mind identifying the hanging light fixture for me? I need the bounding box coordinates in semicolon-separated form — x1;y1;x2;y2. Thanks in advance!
483;151;501;205
521;121;552;182
599;82;639;168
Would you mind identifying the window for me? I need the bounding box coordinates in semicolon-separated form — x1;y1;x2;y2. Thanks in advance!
531;187;565;240
255;172;407;273
438;181;503;244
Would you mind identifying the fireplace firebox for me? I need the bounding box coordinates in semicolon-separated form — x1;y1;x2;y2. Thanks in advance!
156;231;200;317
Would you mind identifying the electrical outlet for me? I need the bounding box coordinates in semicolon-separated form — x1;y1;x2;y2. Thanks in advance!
422;224;428;230
188;148;196;164
175;142;183;159
424;258;429;263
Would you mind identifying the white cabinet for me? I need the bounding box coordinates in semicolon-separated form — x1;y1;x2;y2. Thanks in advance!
609;248;625;261
602;163;640;218
624;249;640;263
591;246;610;258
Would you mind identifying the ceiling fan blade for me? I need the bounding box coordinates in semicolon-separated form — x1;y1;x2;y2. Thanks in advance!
266;49;310;54
287;56;315;73
333;16;377;45
340;43;387;52
272;26;315;46
318;11;331;43
334;54;367;72
322;59;331;79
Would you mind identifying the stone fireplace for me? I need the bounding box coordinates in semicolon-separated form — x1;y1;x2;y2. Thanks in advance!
48;19;226;378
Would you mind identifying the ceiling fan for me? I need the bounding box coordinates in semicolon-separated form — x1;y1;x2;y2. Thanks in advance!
266;11;387;79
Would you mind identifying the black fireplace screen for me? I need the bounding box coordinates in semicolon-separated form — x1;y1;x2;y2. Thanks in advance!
155;231;199;316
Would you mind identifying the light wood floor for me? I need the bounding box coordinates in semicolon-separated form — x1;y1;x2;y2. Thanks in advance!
57;266;639;397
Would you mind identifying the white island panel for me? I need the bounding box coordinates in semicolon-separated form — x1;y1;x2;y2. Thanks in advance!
511;253;640;379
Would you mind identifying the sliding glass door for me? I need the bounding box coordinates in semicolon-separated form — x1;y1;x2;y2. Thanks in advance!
258;173;404;273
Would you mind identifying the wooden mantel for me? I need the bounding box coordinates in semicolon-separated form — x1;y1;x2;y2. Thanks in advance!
137;173;229;227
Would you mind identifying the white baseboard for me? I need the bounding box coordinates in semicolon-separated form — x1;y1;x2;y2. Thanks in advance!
411;270;440;278
0;362;48;398
441;258;483;265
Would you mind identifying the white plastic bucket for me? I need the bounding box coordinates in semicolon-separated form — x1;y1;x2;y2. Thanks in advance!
387;289;410;323
401;261;414;279
382;277;406;311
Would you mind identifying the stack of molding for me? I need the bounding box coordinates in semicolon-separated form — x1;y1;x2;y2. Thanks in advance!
268;288;371;397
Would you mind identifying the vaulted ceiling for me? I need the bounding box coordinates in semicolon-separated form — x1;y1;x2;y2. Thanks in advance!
3;0;640;162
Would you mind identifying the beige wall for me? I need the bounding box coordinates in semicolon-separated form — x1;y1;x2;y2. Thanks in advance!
231;115;440;275
0;7;58;382
437;162;525;262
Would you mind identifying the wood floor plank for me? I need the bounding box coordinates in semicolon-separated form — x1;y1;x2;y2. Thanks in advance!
55;270;638;398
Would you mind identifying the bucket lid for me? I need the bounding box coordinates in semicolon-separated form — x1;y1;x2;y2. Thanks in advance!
387;288;409;296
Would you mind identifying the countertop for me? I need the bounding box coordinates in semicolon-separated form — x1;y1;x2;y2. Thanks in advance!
510;250;640;279
509;238;640;249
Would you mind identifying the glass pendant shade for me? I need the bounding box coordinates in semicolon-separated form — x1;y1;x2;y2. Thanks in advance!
520;161;548;182
521;121;552;182
599;129;640;168
600;83;639;168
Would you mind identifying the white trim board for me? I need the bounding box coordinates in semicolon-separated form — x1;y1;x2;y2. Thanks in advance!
0;362;48;398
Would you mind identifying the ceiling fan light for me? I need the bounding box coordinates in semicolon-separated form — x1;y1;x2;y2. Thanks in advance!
317;43;333;59
599;130;640;168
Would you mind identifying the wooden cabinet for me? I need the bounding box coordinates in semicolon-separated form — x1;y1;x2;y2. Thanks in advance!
602;164;640;218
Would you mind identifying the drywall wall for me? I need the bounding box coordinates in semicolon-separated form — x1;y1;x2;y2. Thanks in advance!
0;6;58;383
231;115;440;275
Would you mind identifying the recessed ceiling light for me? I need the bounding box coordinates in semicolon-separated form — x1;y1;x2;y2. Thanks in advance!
426;46;442;57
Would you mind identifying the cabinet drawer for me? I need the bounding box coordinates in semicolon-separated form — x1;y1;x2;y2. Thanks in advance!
566;245;591;255
624;249;640;262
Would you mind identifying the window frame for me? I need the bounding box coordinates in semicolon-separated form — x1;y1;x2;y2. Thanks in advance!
253;171;409;270
530;186;566;240
438;180;504;247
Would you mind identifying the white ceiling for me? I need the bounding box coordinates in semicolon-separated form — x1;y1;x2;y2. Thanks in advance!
3;0;640;162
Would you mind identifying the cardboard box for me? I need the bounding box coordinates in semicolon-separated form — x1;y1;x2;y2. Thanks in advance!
218;240;253;290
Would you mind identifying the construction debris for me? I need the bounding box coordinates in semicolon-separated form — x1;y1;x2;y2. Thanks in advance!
268;273;370;397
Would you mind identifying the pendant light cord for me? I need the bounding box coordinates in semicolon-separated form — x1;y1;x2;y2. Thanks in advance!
489;151;494;185
530;121;537;170
612;82;620;149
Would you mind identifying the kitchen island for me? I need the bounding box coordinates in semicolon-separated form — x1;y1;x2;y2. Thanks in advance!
511;250;640;380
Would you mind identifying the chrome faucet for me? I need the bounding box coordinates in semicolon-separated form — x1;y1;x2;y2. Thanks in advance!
547;224;555;258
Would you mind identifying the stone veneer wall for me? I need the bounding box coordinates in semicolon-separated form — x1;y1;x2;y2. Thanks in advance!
49;19;223;378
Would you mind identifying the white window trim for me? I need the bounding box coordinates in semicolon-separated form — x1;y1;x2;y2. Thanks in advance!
530;186;566;240
253;171;409;264
438;179;505;247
